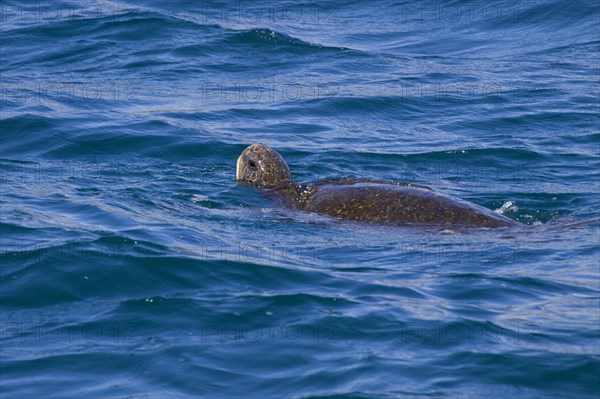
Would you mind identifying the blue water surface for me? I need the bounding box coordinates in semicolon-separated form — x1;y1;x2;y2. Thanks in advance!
1;1;599;398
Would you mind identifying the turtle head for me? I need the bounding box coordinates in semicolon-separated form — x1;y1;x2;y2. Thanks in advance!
236;143;292;188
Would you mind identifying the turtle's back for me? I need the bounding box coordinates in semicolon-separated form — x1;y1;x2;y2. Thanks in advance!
303;183;517;228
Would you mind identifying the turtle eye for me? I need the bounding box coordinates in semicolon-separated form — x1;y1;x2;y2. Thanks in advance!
248;160;258;170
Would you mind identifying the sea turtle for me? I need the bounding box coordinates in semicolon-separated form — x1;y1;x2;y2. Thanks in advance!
236;143;519;228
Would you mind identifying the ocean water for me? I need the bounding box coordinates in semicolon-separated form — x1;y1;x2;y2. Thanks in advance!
1;0;599;398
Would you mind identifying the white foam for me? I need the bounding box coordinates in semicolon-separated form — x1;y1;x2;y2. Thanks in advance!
495;201;517;214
